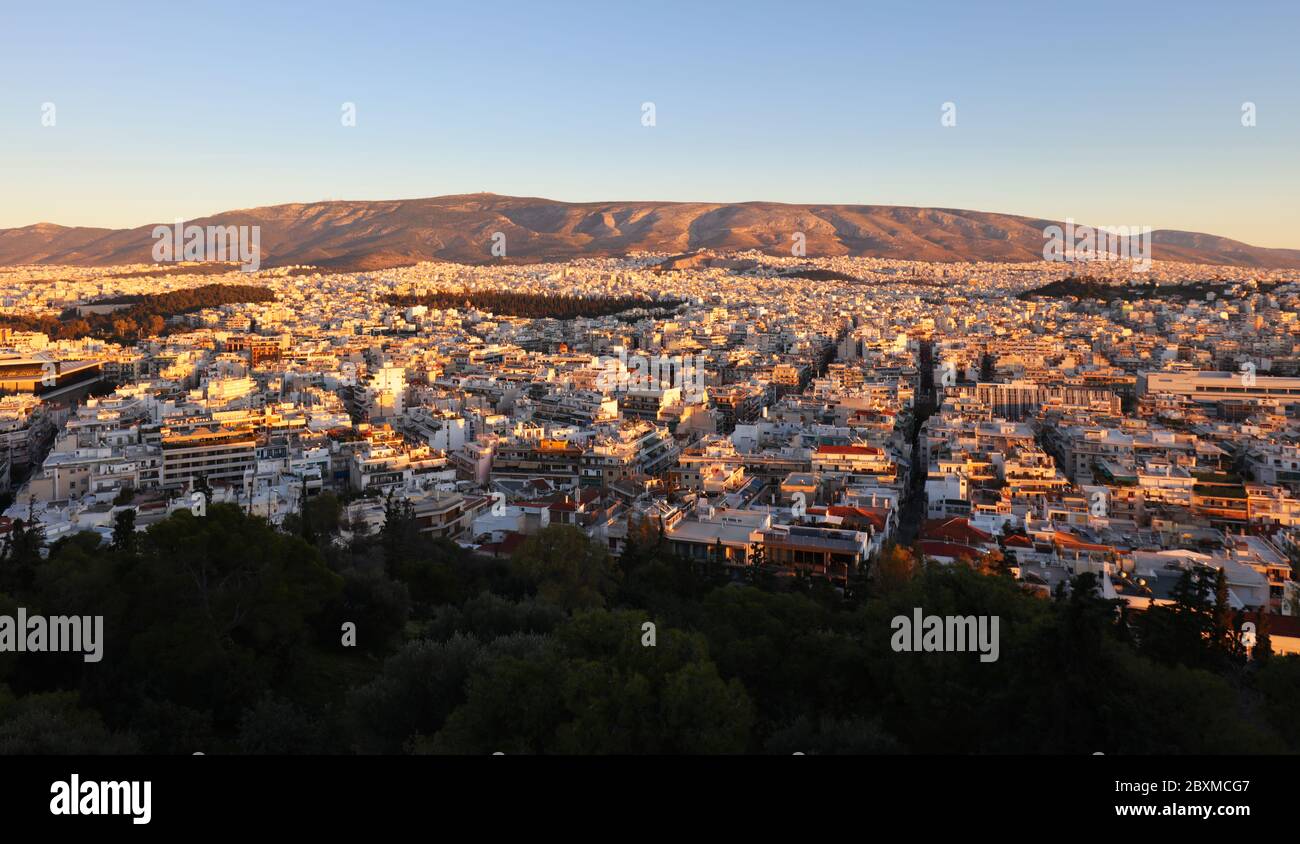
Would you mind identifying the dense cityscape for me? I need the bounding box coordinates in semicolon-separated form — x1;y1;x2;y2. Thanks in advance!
0;248;1298;757
4;2;1298;827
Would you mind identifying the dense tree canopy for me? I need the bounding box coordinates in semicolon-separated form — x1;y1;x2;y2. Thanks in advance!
383;291;683;321
0;284;275;342
0;501;1297;754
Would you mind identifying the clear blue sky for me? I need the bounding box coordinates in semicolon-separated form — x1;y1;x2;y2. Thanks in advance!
2;0;1297;246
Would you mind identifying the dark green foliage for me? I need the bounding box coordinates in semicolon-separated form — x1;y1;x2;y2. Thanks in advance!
3;506;1297;755
1139;567;1237;671
417;612;753;754
0;283;275;342
344;634;515;754
421;592;565;641
382;291;683;321
112;508;137;552
1016;276;1283;303
0;690;138;754
324;568;410;655
510;525;621;611
237;695;331;754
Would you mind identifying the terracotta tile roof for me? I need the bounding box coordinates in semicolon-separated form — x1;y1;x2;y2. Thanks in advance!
921;517;993;545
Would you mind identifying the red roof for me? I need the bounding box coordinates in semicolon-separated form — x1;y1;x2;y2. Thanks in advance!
922;517;993;545
480;531;527;556
918;541;980;561
826;505;887;531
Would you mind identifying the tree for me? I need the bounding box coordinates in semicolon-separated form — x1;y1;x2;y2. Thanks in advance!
1141;567;1217;669
79;504;342;729
287;488;343;547
326;568;410;655
344;634;520;753
305;492;342;540
423;611;753;754
510;525;621;611
237;695;328;754
380;492;420;572
618;514;662;572
697;585;866;740
871;544;916;595
706;537;728;584
112;508;137;552
974;548;1007;577
765;715;901;754
1212;568;1235;658
979;351;997;382
111;317;138;339
423;593;565;642
1256;656;1300;750
1254;611;1273;663
0;691;138;754
60;318;92;338
0;515;45;595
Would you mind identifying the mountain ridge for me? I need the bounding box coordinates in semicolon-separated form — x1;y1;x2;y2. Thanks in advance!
3;193;1298;270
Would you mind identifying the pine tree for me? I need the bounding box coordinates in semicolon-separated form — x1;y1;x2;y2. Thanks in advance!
1140;567;1217;668
1212;568;1233;655
112;508;138;553
1230;608;1247;660
380;491;419;572
1254;610;1273;663
0;515;43;594
298;480;314;544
